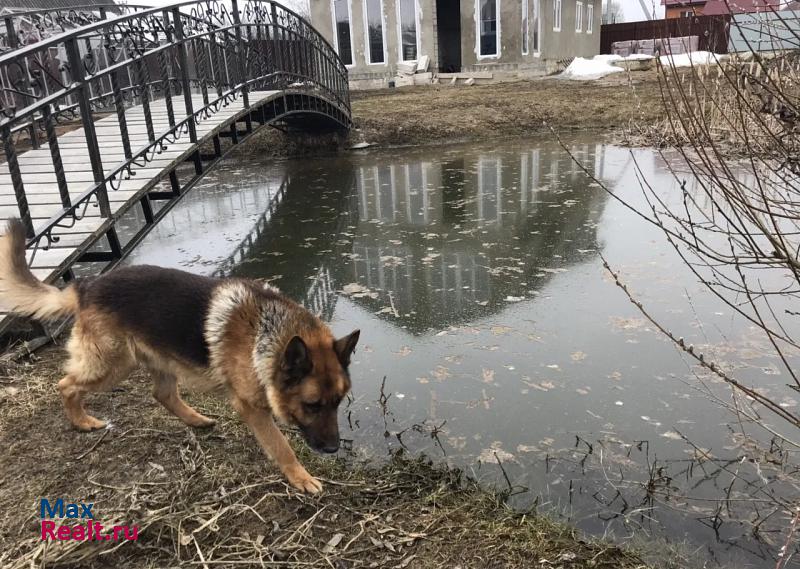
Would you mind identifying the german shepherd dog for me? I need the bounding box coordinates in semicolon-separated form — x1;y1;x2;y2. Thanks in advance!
0;219;359;493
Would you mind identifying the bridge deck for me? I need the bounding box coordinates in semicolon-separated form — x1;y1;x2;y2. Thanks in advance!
0;90;279;329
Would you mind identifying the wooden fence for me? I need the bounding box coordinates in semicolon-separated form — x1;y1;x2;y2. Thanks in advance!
600;15;731;54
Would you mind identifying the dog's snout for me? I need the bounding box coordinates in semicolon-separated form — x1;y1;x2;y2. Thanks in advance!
321;444;339;454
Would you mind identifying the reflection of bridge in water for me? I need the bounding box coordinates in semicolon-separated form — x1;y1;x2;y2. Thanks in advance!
231;142;610;333
212;175;289;277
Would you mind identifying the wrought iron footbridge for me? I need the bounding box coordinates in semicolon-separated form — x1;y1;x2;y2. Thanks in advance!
0;0;350;298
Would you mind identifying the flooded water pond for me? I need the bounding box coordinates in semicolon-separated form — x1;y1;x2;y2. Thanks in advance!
125;137;799;568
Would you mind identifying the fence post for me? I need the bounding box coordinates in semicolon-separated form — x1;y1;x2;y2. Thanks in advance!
42;104;71;209
4;16;17;50
172;8;197;144
271;2;282;80
2;125;33;238
172;8;202;175
6;16;41;150
65;36;110;218
230;0;250;109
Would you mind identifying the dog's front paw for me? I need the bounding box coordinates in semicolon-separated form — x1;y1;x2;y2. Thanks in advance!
286;466;323;494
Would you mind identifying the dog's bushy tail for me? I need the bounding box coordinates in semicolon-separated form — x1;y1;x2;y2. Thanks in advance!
0;219;78;320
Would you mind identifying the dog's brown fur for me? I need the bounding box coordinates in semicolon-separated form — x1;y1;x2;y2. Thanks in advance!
0;219;359;493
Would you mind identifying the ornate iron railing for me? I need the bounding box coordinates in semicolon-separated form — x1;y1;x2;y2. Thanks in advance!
0;0;350;274
0;4;152;53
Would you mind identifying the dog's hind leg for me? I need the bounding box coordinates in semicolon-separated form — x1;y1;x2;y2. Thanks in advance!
58;374;111;431
59;319;133;431
151;371;216;428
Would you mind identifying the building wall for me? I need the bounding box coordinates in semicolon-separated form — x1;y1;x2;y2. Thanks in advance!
310;0;601;83
309;0;436;81
665;6;704;18
458;0;600;70
538;0;602;61
460;0;536;69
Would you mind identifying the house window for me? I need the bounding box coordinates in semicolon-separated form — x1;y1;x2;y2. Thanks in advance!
533;0;540;51
332;0;353;65
681;9;693;17
522;0;529;54
364;0;385;64
576;1;582;32
587;3;593;33
478;0;499;57
553;0;562;31
397;0;418;61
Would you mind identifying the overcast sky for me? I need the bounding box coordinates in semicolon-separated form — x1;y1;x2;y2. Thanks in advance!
622;0;666;20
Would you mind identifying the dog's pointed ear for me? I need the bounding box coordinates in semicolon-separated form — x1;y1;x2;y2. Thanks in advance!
334;329;360;368
282;336;312;382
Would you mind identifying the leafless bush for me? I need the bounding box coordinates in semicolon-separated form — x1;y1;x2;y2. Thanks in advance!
595;41;800;442
636;52;800;156
645;49;800;431
566;21;800;562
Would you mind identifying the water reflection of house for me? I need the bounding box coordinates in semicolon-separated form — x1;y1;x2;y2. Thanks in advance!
351;243;491;320
343;144;609;332
357;162;438;225
229;144;610;333
230;162;360;318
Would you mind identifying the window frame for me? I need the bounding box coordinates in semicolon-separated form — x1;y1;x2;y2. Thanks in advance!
532;0;540;53
363;0;387;65
475;0;501;59
586;3;593;33
522;0;529;54
396;0;421;62
575;0;583;32
331;0;355;67
553;0;562;32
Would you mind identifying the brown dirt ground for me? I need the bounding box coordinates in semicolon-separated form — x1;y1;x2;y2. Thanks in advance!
348;73;665;147
0;345;650;569
244;71;668;156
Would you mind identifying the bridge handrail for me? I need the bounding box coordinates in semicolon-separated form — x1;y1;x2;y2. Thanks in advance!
0;0;351;261
2;20;330;127
0;1;348;76
0;4;150;19
0;0;350;123
0;4;153;52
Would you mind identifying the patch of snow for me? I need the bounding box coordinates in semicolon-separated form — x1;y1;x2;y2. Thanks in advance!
596;53;652;63
594;54;623;63
659;51;723;68
560;56;625;80
625;53;654;60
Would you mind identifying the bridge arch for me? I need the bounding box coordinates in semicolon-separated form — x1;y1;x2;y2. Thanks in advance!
0;0;351;285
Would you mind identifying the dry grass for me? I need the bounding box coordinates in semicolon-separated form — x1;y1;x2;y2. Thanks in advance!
0;345;649;569
241;72;668;157
624;54;800;157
